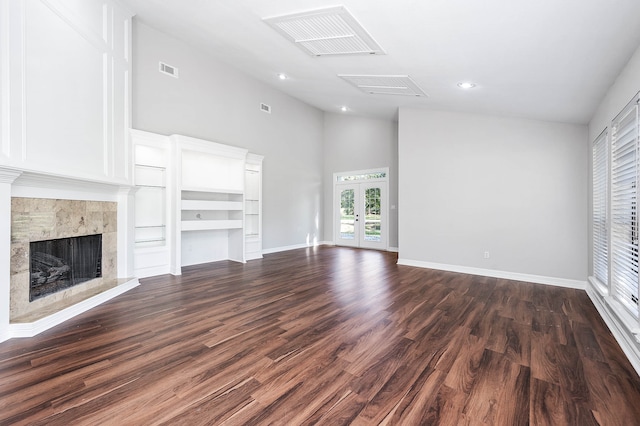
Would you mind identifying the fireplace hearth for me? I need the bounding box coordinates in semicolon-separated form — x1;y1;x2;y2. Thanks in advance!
30;234;102;301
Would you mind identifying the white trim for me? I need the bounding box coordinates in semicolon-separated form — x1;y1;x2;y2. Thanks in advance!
262;241;330;255
317;241;397;253
135;265;171;279
588;275;609;297
7;278;139;340
245;252;263;261
603;296;640;334
397;258;586;289
586;286;640;377
304;241;400;253
170;134;248;160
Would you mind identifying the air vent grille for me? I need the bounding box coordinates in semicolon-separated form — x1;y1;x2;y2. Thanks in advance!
264;6;384;56
339;75;427;97
159;62;179;78
260;103;272;113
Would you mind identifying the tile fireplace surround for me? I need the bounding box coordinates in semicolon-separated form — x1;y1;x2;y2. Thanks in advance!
10;198;119;322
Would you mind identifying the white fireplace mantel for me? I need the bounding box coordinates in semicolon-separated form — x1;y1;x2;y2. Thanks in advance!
10;167;134;199
0;166;139;342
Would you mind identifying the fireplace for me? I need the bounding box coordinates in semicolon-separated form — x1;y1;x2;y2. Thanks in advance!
10;197;118;322
0;169;139;341
30;234;102;301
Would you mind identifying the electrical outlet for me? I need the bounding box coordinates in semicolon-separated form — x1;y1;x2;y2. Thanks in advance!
483;251;490;259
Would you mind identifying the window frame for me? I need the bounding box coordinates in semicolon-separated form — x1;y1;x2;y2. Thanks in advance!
594;92;640;334
591;128;609;296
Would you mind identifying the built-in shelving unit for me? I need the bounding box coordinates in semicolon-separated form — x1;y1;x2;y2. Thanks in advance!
245;154;264;260
131;130;173;278
131;131;263;277
173;135;251;273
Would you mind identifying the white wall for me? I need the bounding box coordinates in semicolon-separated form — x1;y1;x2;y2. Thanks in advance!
1;0;132;185
589;44;640;141
398;108;588;283
132;21;324;251
323;113;398;248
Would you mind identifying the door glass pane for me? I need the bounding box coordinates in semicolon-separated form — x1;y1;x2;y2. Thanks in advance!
340;189;355;239
364;187;381;242
337;172;386;182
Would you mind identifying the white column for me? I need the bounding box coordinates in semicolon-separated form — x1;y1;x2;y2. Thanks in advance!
117;186;136;279
0;168;21;342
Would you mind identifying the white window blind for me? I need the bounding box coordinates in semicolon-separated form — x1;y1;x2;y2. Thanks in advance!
592;129;608;291
610;94;640;318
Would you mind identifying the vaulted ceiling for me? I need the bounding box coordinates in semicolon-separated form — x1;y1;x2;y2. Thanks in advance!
121;0;640;123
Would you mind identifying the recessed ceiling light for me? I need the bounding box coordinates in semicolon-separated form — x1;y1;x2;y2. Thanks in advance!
457;82;476;89
340;106;349;112
277;73;288;80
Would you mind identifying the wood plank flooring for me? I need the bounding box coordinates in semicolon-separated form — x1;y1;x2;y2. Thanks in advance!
1;246;640;425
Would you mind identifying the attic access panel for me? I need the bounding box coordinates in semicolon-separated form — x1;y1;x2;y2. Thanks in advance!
263;6;385;56
339;75;427;97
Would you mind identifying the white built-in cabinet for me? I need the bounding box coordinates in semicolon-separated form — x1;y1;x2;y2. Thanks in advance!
132;131;263;278
245;154;264;260
132;130;172;278
174;135;249;272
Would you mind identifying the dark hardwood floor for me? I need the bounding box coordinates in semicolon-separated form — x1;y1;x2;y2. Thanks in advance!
1;246;640;425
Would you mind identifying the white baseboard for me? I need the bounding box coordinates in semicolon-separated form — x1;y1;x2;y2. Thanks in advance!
135;265;171;279
8;278;139;339
264;242;399;254
396;258;586;290
586;286;640;377
262;241;331;255
245;253;263;261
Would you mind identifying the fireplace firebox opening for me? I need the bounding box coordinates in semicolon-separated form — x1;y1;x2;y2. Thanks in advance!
29;234;102;301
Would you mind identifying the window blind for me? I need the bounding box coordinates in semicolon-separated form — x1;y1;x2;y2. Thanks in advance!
610;95;640;317
592;129;608;290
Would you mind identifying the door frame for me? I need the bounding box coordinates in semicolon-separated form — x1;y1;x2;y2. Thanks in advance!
333;168;389;251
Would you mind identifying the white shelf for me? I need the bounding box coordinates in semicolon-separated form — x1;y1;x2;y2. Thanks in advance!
181;186;243;195
181;219;243;231
136;163;165;169
181;200;243;211
135;239;166;248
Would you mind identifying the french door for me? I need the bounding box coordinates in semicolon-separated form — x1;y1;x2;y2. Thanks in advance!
335;181;387;250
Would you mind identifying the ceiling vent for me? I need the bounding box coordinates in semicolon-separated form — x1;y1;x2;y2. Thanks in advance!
338;75;427;97
263;6;385;56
